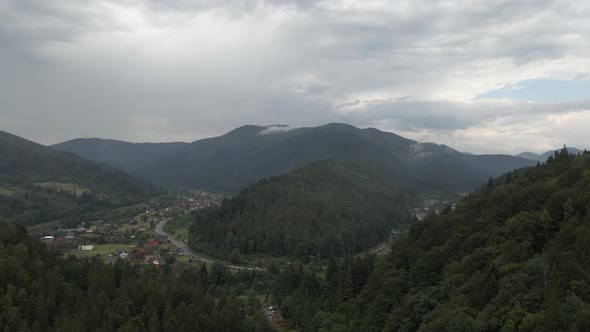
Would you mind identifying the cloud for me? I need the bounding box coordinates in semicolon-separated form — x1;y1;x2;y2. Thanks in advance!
258;125;299;135
0;0;589;154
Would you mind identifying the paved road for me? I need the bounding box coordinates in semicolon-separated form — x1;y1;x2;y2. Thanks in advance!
155;219;258;271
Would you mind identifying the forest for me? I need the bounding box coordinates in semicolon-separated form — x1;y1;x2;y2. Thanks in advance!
188;159;409;261
266;148;590;331
0;221;274;331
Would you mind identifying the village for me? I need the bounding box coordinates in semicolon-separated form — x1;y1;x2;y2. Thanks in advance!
38;190;223;269
411;192;468;221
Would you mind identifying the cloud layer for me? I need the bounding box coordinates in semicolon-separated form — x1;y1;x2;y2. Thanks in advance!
1;0;589;153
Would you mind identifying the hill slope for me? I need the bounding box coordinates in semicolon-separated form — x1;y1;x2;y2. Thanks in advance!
188;159;408;261
54;123;536;195
0;131;160;225
274;148;590;331
52;138;188;174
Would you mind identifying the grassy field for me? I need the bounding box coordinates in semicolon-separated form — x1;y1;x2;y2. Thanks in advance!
170;227;189;241
35;182;89;196
0;185;15;196
0;182;19;196
70;243;135;256
112;203;150;214
164;217;191;241
79;233;99;240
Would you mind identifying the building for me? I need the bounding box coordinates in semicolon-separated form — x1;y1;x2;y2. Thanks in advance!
79;244;94;251
152;256;166;269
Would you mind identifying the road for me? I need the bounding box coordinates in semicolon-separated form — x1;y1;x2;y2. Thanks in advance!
155;218;258;271
353;241;390;258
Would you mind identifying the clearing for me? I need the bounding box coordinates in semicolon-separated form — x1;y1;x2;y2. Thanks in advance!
35;182;89;196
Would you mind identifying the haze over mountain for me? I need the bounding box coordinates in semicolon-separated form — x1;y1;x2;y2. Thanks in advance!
0;130;160;225
54;123;536;194
517;147;586;162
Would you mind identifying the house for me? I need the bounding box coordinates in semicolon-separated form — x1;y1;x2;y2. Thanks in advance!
130;251;147;261
42;236;55;240
148;239;160;247
86;227;95;233
152;256;166;269
119;252;129;259
65;234;75;240
79;244;94;251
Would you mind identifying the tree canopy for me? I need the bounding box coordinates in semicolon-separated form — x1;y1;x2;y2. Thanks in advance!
269;148;590;331
188;159;409;261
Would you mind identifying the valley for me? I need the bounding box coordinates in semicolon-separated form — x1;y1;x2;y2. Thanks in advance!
1;126;588;331
4;2;589;330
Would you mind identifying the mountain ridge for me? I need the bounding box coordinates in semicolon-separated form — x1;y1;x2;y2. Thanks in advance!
0;130;160;225
517;147;586;162
53;123;536;194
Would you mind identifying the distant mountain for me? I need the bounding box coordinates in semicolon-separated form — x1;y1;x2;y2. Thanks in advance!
516;151;541;161
52;138;188;174
517;147;585;162
0;130;160;225
54;123;536;194
188;159;408;260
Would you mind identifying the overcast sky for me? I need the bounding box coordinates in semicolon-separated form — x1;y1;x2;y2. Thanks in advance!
1;0;589;154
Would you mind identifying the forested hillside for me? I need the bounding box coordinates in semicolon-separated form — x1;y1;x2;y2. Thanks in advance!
0;222;272;331
52;138;188;174
55;123;536;194
188;159;408;261
269;148;590;331
0;131;160;225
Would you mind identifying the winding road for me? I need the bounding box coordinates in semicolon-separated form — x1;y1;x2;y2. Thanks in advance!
155;218;391;270
155;218;258;271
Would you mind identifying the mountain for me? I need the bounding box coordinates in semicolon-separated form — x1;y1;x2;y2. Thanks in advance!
269;148;590;331
187;159;408;261
517;147;586;162
54;124;536;195
0;130;160;225
52;138;188;174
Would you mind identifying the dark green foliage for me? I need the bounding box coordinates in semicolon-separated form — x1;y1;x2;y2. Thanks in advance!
0;131;160;225
188;160;408;260
0;222;274;331
266;256;377;331
52;138;189;174
283;148;590;331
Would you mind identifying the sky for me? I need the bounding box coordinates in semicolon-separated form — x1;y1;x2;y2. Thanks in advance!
1;0;589;154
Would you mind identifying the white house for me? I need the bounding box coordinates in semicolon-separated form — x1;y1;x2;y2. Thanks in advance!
79;244;94;251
